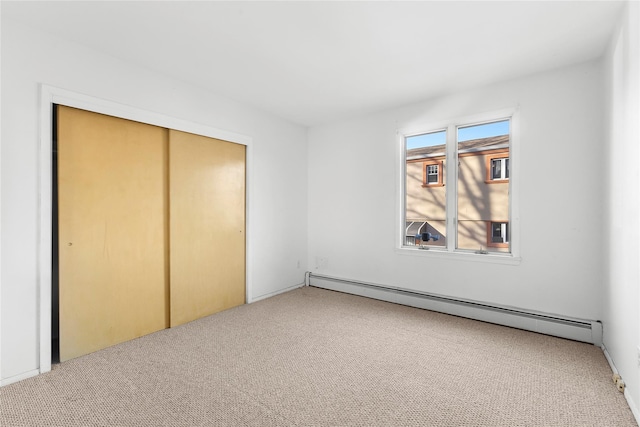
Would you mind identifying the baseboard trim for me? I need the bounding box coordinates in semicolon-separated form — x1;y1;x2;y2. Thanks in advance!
0;369;40;387
602;345;640;424
309;273;601;345
249;282;305;303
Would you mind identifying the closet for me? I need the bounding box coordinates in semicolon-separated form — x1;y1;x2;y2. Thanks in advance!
56;106;245;362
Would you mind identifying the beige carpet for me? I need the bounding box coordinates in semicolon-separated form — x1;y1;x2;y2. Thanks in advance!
1;286;637;426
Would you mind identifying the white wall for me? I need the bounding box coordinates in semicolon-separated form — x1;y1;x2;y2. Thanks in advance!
603;0;640;418
0;21;308;383
308;60;605;320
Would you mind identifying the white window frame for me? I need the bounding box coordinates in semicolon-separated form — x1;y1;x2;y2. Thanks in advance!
397;108;521;265
491;157;509;180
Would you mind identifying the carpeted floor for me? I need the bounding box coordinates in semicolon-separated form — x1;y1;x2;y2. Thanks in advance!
1;286;637;426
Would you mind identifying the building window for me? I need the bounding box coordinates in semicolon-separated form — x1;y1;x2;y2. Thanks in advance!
488;156;509;181
488;222;509;248
427;164;438;183
422;160;444;186
404;115;514;256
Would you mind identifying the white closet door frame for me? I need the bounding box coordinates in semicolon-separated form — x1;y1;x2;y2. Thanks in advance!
38;84;253;374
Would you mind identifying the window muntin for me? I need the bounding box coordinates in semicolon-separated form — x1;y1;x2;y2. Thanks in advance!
403;117;512;256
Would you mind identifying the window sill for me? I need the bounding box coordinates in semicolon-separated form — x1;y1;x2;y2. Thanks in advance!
396;246;521;265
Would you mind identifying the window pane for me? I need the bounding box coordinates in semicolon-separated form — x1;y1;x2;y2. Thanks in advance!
405;130;446;247
491;159;501;179
491;222;503;242
457;120;510;252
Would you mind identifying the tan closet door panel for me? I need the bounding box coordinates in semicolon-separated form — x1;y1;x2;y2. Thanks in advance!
58;106;169;362
169;129;246;327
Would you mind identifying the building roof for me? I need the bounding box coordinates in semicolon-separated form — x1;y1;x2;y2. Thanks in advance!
407;134;509;160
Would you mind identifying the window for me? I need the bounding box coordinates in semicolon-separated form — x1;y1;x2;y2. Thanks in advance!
422;160;444;186
403;115;515;257
492;158;509;180
488;222;509;248
488;156;509;181
426;164;439;183
405;130;447;248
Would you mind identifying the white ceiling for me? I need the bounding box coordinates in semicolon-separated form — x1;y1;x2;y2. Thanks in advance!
3;1;625;127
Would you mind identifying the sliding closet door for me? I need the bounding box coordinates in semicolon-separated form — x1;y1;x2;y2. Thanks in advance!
169;130;246;327
57;106;169;362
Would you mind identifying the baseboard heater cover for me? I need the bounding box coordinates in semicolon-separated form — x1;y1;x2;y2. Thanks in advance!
307;273;602;346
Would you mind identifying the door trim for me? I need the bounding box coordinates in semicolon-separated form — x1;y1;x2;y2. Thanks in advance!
38;84;253;373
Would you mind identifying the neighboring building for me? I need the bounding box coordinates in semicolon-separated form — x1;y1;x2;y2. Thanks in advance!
405;135;510;252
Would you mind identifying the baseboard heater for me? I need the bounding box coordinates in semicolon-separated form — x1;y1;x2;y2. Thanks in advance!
307;273;602;346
